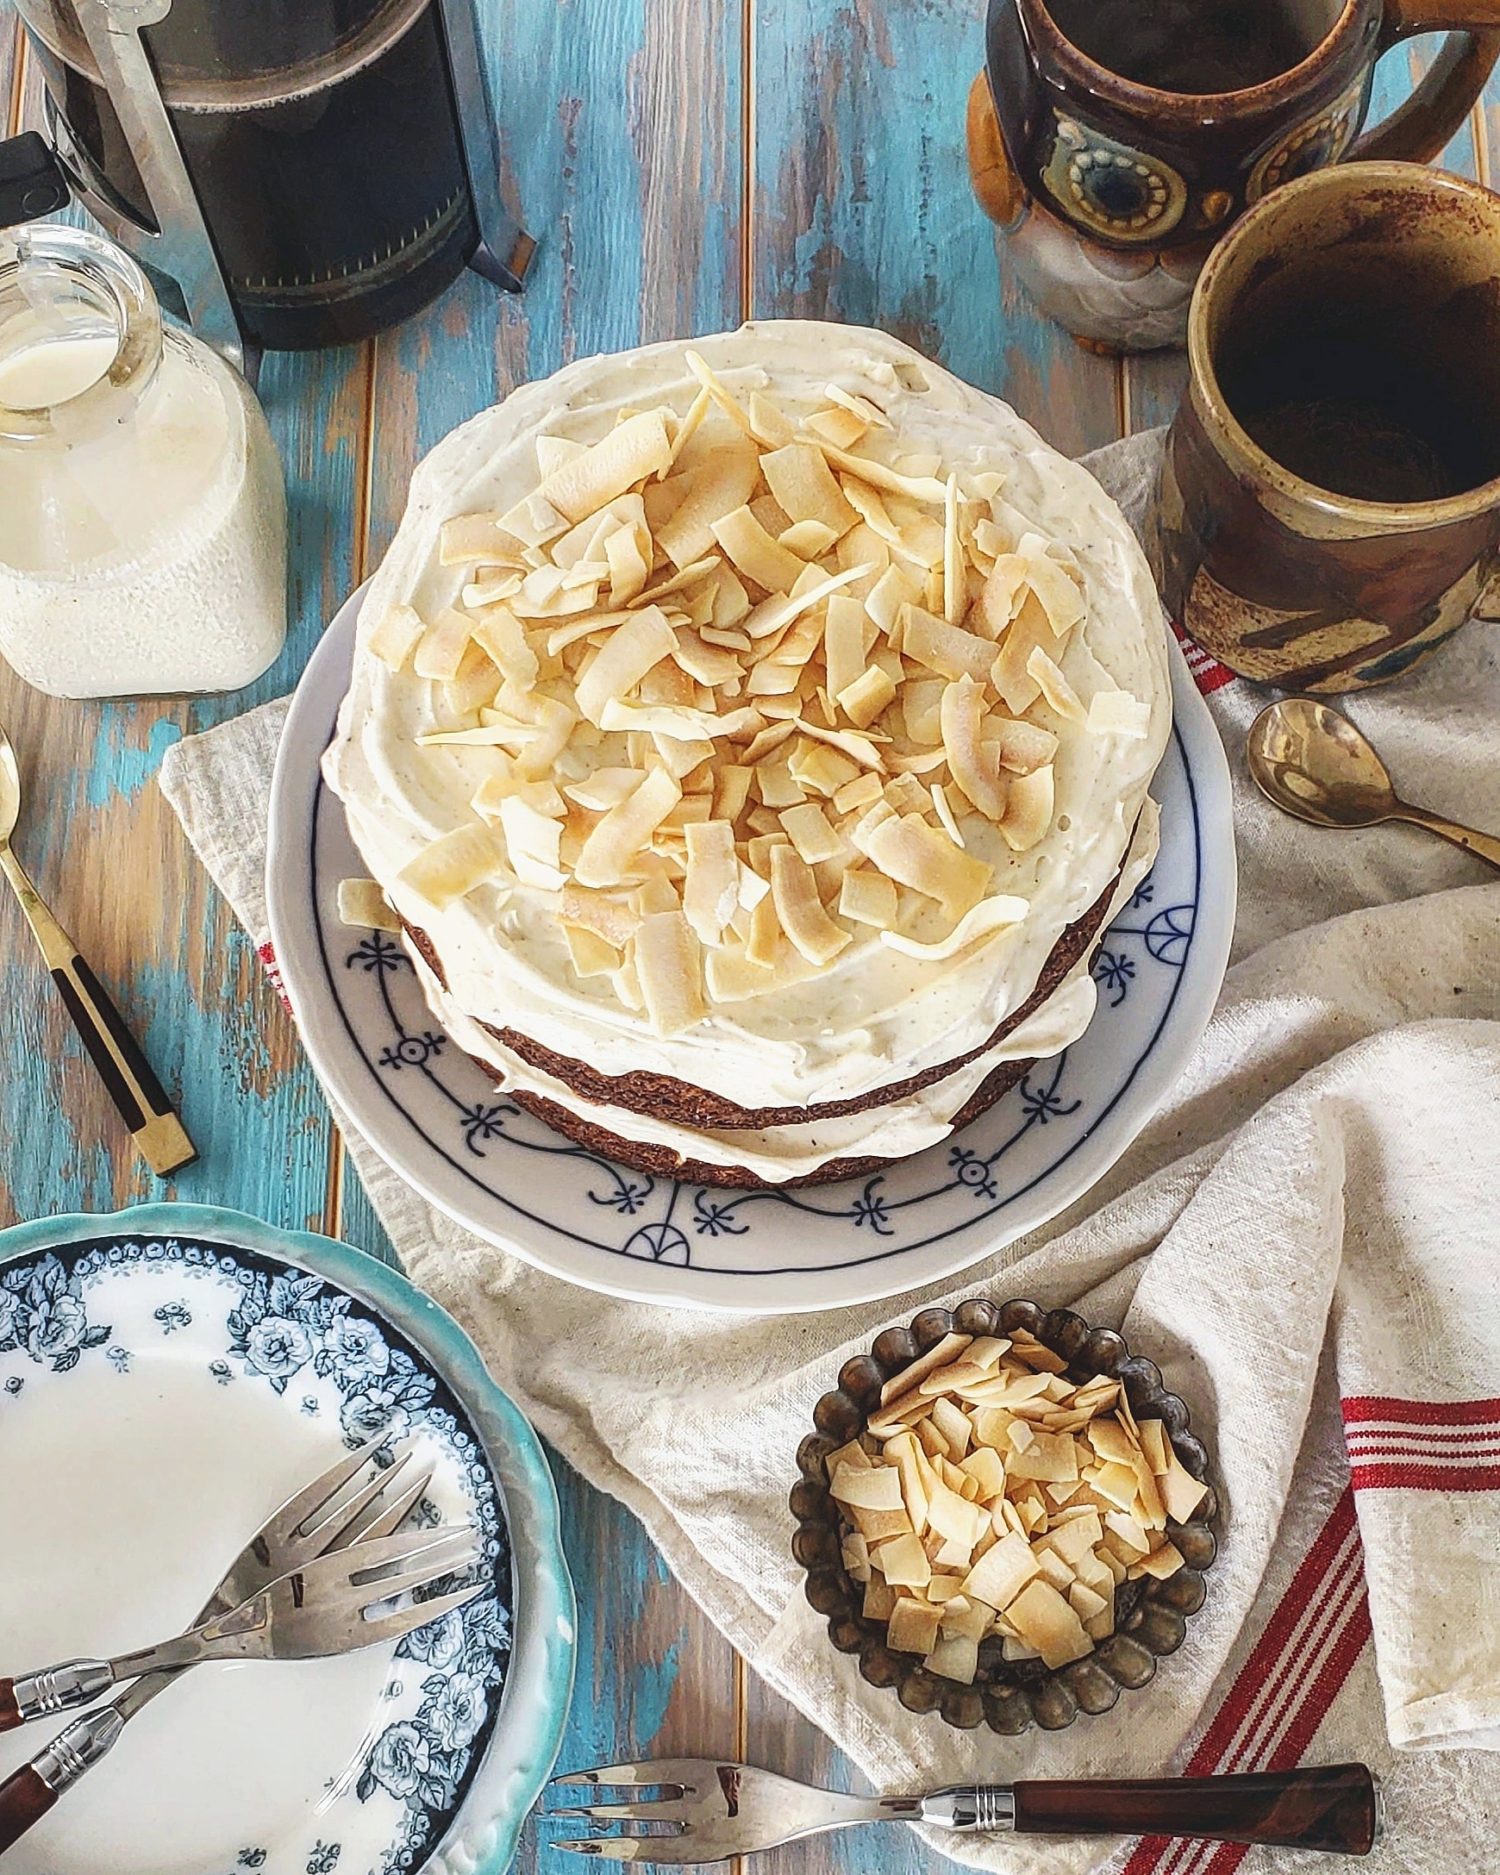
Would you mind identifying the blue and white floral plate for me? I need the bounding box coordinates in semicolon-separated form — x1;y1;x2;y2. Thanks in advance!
268;594;1234;1314
0;1204;575;1875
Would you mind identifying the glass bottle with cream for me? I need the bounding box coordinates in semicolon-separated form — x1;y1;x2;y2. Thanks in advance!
0;223;286;698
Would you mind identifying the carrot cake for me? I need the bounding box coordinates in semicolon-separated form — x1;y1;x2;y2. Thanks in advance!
325;323;1171;1187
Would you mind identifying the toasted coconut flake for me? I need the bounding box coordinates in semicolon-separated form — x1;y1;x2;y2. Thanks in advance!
604;524;651;604
1027;645;1086;723
574;767;682;887
682;819;739;945
535;407;672;523
1024;549;1087;635
461;570;526;611
560;882;640;947
795;716;888;773
1087;690;1152;738
660;385;712;475
670;628;742;688
833;771;885;815
930;781;965;848
496;489;568;549
824;382;892;428
802;404;870;449
711;505;808;594
877;888;1035;960
830;873;895;941
633;909;706;1035
683;348;755;434
779;801;843;865
397;823;508;911
747;390;794;448
779;519;840;560
815;440;948;504
836;666;897;730
770;844;852;965
573;606;677;726
413;607;474;682
900;604;995;684
990;589;1055;713
992;717;1059;776
633;555;720;609
655;439;762;568
860;812;993;919
760;441;859;536
943;474;965;627
564;923;620;978
439;512;515;566
368;602;426;671
809;596;859;706
468;604;540;689
496;794;566;889
999;764;1055;854
337;878;399;931
940;673;1006;819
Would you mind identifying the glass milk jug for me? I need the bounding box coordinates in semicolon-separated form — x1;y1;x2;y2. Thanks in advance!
0;223;287;698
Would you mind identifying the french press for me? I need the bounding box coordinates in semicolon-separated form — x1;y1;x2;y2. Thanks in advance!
0;0;534;377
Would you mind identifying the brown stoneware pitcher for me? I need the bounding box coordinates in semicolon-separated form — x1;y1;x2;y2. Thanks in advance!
967;0;1500;352
1148;161;1500;692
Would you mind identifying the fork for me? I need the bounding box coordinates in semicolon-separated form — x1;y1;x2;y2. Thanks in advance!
546;1759;1381;1862
0;1435;436;1853
0;1525;478;1732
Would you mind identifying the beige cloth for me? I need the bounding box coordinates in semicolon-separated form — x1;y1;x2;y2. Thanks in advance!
161;429;1500;1873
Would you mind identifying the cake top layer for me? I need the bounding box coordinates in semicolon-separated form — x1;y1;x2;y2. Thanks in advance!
326;323;1171;1110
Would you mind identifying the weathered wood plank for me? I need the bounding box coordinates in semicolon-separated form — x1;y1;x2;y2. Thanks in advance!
0;22;368;1237
364;0;744;563
1125;42;1485;435
353;10;747;1867
750;0;1119;458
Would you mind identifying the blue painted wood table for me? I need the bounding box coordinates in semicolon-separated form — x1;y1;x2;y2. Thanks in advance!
2;6;1496;1870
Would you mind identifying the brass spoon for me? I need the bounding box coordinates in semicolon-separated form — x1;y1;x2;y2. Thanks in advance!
0;723;196;1175
1247;697;1500;872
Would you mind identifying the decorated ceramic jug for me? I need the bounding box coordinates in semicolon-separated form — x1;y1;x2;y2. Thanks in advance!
967;0;1500;353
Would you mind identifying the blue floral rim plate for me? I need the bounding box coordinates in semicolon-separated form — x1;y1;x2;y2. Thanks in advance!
0;1203;575;1875
268;593;1235;1313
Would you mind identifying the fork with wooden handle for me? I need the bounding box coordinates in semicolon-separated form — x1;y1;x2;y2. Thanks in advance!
0;1435;438;1855
547;1759;1381;1861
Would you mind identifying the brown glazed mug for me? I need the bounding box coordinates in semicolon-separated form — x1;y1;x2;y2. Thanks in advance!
1148;161;1500;693
967;0;1500;353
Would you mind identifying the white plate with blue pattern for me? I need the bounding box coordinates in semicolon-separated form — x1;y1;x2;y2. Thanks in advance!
269;595;1234;1314
0;1204;575;1875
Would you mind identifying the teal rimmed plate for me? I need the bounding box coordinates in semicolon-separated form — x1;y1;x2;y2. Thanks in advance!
0;1203;574;1875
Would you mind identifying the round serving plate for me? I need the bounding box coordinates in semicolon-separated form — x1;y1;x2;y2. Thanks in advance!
268;592;1235;1314
0;1204;575;1875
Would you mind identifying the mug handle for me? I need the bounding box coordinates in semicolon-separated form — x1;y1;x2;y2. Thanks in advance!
966;72;1029;227
1350;5;1500;162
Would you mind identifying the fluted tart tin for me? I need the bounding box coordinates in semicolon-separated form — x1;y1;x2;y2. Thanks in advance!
791;1297;1218;1735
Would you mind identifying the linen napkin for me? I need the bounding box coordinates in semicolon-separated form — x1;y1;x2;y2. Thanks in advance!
160;428;1500;1874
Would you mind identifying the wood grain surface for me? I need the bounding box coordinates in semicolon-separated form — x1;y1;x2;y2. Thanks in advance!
1;7;1498;1871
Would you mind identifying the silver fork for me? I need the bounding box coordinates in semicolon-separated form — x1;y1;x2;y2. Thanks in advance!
1;1525;478;1728
0;1436;437;1852
546;1758;1381;1863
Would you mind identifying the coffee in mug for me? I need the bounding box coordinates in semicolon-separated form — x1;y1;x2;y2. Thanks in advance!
1149;161;1500;692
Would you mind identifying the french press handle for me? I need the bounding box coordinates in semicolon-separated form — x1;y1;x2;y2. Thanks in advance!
0;132;72;227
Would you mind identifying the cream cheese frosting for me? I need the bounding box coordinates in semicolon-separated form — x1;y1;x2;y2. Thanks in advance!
410;801;1159;1181
325;322;1171;1133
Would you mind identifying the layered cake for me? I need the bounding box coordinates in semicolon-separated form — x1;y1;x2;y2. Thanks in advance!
326;323;1171;1187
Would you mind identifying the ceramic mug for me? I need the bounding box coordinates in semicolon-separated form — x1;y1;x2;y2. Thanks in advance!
967;0;1500;353
1147;161;1500;693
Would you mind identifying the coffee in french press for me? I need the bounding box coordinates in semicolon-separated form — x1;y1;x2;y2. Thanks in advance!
0;0;534;373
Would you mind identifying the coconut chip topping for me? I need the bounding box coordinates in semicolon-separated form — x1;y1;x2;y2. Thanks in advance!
826;1329;1208;1684
361;350;1154;1038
